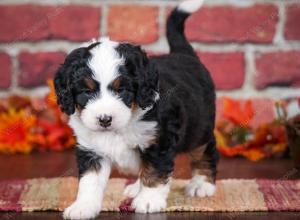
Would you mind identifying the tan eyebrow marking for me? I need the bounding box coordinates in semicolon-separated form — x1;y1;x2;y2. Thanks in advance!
84;77;97;90
111;76;121;90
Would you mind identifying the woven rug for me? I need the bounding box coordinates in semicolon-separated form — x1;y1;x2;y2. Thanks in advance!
0;177;300;212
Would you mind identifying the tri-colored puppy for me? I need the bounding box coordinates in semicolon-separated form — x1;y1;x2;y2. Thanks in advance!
54;0;218;219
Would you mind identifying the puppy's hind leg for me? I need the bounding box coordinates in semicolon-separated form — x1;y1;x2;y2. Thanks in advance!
185;138;219;197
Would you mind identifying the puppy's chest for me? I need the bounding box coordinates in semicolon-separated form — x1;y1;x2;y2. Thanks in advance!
70;116;157;172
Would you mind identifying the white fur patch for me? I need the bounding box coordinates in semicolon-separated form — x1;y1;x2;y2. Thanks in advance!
178;0;204;14
89;39;121;86
69;111;157;175
123;179;141;198
80;93;132;132
63;159;111;219
185;175;216;197
132;181;170;213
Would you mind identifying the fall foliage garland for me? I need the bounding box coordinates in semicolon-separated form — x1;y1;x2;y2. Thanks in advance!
0;81;75;154
215;97;292;161
0;81;297;161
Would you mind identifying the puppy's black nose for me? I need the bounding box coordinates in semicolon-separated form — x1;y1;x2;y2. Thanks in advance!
99;115;112;128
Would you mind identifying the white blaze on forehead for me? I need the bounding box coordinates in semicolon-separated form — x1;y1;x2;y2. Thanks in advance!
81;39;131;132
88;39;124;87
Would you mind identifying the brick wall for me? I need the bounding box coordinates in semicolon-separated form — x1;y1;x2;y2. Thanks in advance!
0;0;299;104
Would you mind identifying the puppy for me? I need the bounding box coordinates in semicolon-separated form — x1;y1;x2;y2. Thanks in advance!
54;0;218;219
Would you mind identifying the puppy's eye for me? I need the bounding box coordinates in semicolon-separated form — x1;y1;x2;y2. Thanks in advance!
119;90;134;107
83;90;92;94
116;86;125;93
80;89;94;94
76;93;90;108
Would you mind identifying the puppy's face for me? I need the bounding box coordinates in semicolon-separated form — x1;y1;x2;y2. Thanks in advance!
54;40;158;132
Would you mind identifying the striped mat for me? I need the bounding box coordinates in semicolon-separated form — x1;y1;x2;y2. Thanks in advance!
0;177;300;212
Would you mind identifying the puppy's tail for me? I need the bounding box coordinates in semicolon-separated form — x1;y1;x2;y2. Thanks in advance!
167;0;203;57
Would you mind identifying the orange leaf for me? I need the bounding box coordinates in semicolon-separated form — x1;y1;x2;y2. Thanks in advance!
240;149;265;161
46;79;58;108
222;97;254;127
0;109;36;154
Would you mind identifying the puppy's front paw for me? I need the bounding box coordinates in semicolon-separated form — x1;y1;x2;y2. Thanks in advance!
132;192;166;213
123;179;141;198
63;199;101;220
185;175;216;198
131;184;169;213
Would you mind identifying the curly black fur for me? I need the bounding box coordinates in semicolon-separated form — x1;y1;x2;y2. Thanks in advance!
54;42;100;115
116;44;159;109
76;148;103;176
138;8;218;180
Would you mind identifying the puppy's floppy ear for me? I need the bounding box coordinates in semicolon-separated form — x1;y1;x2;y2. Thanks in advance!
135;50;159;109
54;45;97;115
119;44;158;109
116;44;159;109
54;64;75;115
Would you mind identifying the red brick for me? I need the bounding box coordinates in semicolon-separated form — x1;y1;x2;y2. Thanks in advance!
255;51;300;89
198;52;245;90
285;4;300;40
0;52;12;89
0;5;100;42
0;5;49;42
48;5;100;41
108;5;159;44
186;4;278;43
18;52;66;88
148;51;245;90
216;97;275;127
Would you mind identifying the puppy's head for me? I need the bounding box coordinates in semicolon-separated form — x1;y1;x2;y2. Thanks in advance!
54;40;158;132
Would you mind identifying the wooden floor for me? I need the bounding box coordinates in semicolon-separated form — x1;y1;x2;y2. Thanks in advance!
0;150;299;220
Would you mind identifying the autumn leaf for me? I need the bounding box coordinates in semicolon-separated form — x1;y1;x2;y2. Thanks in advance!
0;109;36;154
216;97;289;161
0;80;75;154
222;97;254;127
